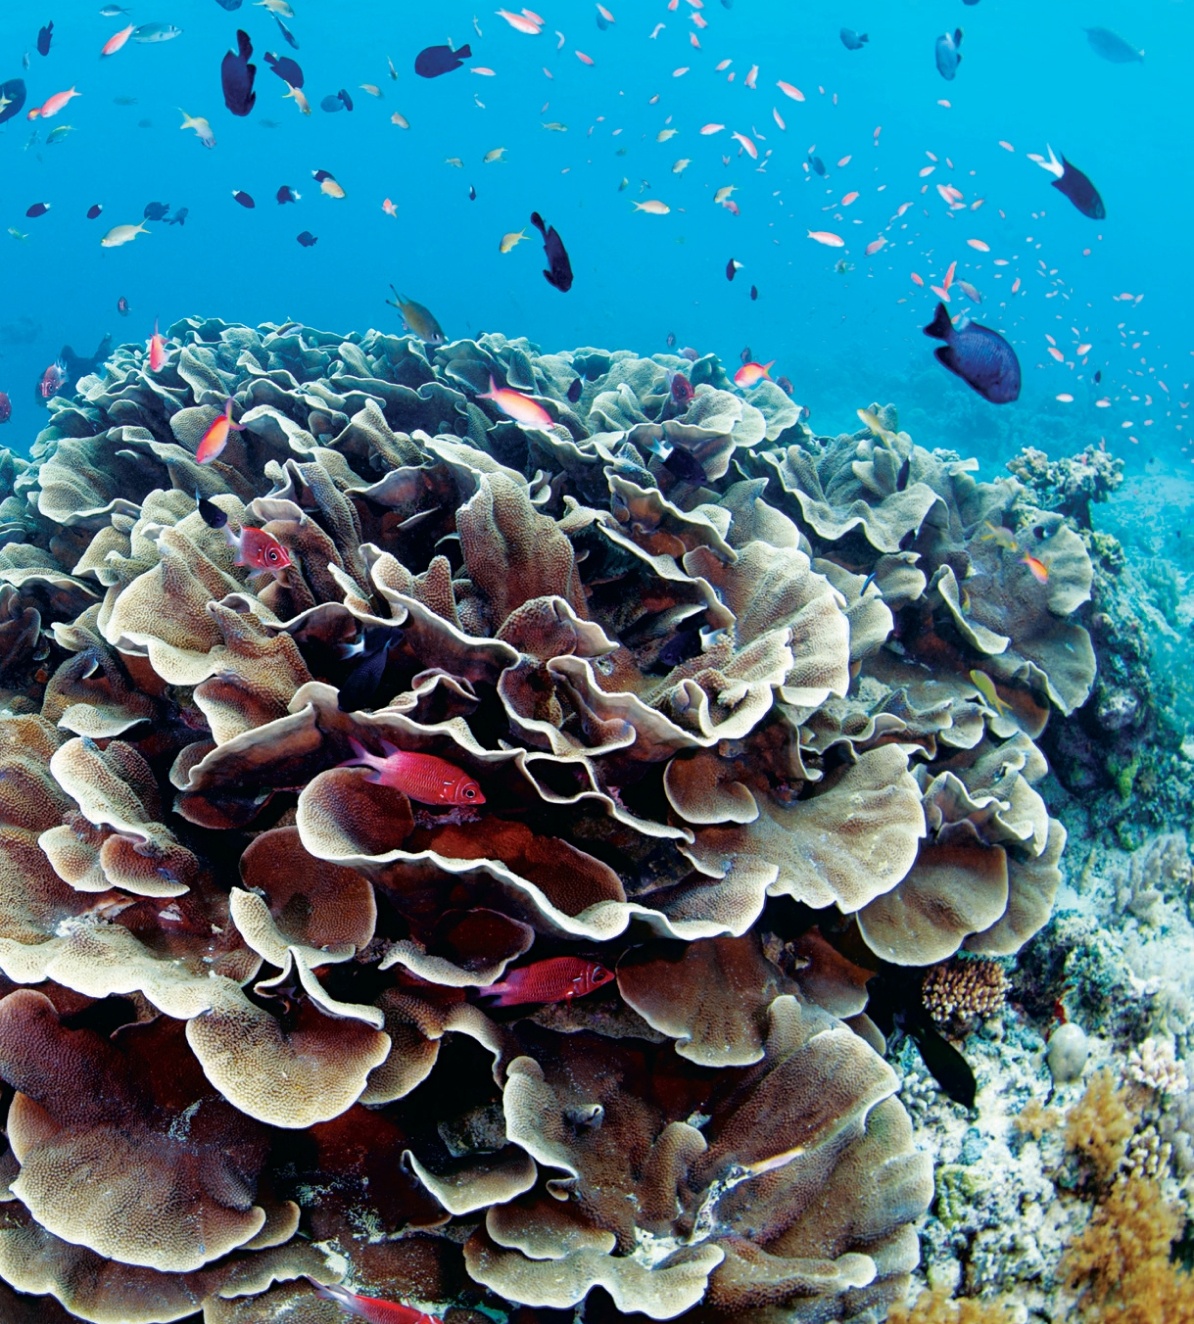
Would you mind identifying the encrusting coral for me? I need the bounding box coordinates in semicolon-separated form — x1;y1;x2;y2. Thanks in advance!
0;321;1096;1322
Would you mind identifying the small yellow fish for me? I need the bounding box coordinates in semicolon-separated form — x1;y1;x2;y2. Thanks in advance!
390;111;410;128
179;108;216;146
541;121;567;131
656;128;678;142
283;83;310;115
633;199;671;215
969;669;1013;717
713;184;736;205
359;83;382;97
483;146;507;163
618;176;629;191
499;229;529;253
444;156;464;168
7;227;27;241
46;124;74;144
101;221;149;248
857;408;897;444
318;176;345;199
979;521;1019;552
672;158;691;174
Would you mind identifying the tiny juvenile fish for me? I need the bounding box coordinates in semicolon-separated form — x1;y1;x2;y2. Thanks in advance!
479;955;615;1007
304;1277;442;1324
338;736;483;806
840;27;868;50
196;396;245;463
979;521;1018;551
478;375;552;427
499;229;528;253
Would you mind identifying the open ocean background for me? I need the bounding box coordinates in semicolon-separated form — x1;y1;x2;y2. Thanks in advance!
0;0;1187;485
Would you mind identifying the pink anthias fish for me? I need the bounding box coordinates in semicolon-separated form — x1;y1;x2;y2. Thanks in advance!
479;955;616;1006
338;736;484;806
303;1276;442;1324
477;375;552;427
734;360;774;388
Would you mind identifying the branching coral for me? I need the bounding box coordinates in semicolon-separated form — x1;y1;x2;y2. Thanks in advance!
0;322;1095;1322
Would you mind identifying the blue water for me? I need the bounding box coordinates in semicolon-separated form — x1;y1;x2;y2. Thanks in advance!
0;0;1187;475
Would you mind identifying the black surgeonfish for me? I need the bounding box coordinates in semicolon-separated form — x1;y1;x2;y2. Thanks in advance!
264;51;303;86
414;42;471;78
530;211;573;292
221;29;256;116
1039;145;1105;219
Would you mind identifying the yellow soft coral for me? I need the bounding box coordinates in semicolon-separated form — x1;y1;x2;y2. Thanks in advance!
887;1287;1018;1324
1061;1175;1194;1322
1064;1066;1136;1185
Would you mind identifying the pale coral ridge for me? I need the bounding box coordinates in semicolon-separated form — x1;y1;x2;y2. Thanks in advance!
0;321;1095;1322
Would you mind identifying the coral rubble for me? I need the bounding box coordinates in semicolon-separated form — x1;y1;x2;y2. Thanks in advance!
0;321;1099;1321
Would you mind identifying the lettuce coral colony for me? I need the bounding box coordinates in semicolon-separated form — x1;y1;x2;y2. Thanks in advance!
0;320;1096;1322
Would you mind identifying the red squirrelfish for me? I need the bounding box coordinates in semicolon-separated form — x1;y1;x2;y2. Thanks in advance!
39;359;66;399
196;397;245;463
339;736;484;806
734;360;774;388
480;955;616;1006
147;320;167;372
303;1277;442;1324
224;525;291;576
477;375;552;428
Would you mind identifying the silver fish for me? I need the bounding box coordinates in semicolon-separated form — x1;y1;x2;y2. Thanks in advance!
133;23;184;42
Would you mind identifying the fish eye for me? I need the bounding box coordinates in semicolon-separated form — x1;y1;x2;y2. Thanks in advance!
268;549;281;562
463;786;476;799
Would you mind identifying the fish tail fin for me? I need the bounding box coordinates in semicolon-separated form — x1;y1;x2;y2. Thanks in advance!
458;44;473;59
860;32;869;42
923;303;953;342
762;360;775;375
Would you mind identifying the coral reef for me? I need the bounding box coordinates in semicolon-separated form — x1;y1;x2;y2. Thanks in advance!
0;321;1097;1321
922;958;1009;1031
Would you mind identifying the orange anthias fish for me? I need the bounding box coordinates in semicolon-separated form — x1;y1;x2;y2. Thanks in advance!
1021;553;1049;584
479;956;616;1006
27;87;80;120
339;736;484;806
196;397;245;463
147;320;167;372
477;376;552;427
303;1277;442;1324
734;360;775;388
101;24;134;56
